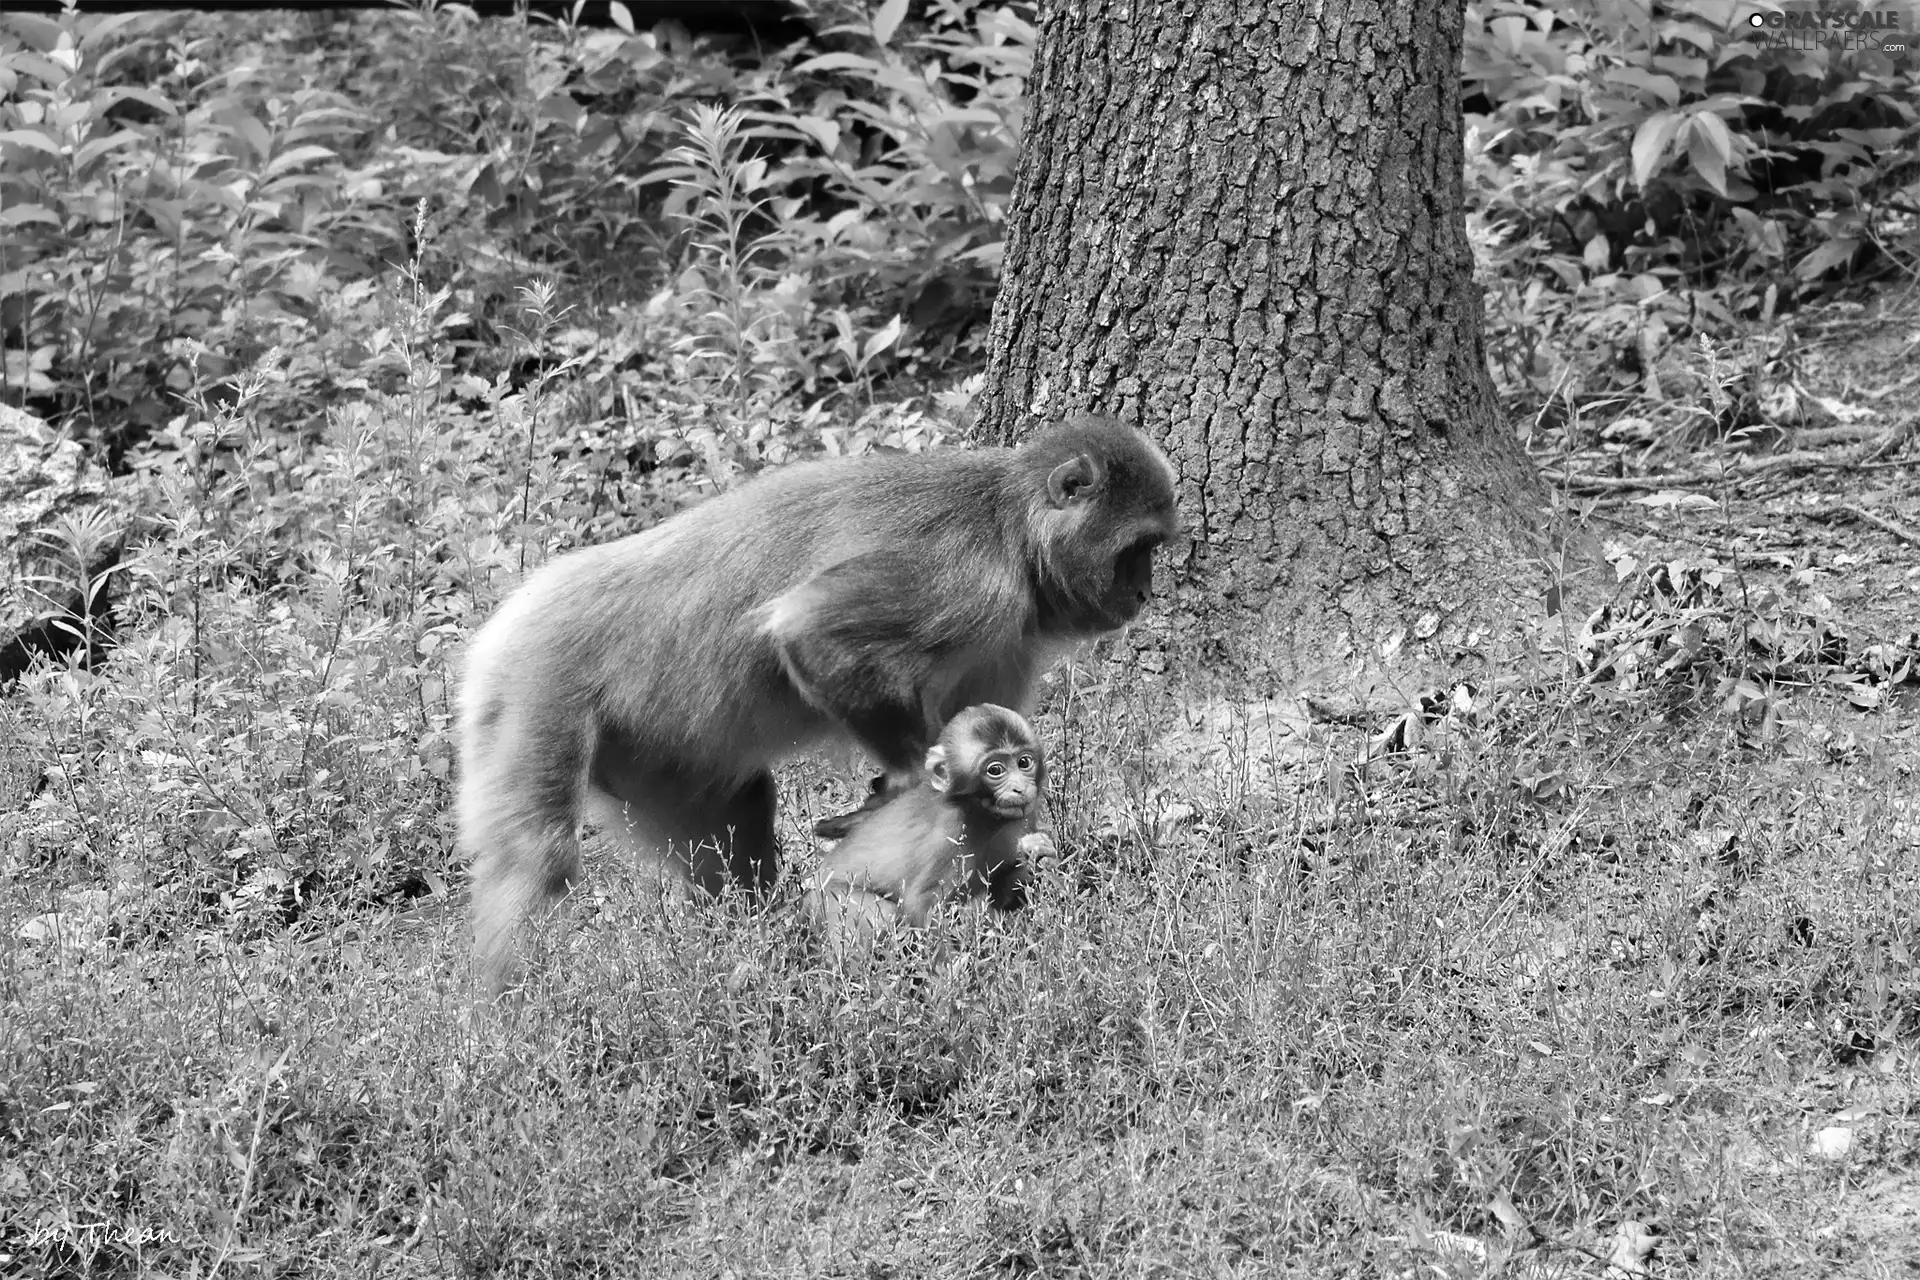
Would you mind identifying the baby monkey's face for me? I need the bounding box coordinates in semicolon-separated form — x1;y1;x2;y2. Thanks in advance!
968;742;1042;820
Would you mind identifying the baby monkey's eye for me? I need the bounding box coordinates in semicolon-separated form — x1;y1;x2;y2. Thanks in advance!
1017;754;1035;771
985;762;1007;780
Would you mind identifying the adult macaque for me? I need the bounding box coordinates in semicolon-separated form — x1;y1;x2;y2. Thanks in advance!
460;415;1177;990
802;704;1044;945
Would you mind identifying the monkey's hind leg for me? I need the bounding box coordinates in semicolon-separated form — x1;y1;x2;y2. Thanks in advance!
469;823;586;996
462;707;591;996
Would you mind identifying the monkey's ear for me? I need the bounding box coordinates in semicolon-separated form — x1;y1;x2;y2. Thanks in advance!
1046;453;1104;507
924;744;952;792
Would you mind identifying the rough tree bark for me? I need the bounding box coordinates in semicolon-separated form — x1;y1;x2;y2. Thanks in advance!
975;0;1571;691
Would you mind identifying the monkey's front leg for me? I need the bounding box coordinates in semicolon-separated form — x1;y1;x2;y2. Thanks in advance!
814;682;952;837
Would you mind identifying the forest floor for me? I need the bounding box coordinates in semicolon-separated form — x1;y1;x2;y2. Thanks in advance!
1563;283;1920;642
2;285;1917;1278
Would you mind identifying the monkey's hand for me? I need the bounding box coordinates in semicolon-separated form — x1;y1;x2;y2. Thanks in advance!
1017;831;1060;871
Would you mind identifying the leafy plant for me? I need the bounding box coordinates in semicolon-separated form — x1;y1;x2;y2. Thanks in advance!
740;0;1031;364
1464;0;1919;422
0;10;404;446
1465;0;1917;287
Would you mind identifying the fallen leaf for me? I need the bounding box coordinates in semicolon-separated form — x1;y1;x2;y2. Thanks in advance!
1633;490;1717;509
1810;1126;1853;1159
1605;1219;1658;1277
1489;1189;1526;1230
1812;394;1875;423
1429;1230;1487;1263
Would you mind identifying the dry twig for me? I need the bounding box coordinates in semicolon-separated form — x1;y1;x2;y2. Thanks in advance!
1836;503;1920;548
1544;417;1916;496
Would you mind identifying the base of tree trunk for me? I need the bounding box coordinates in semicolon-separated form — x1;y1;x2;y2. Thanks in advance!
1163;438;1602;702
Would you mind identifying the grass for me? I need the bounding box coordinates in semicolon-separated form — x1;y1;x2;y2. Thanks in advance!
3;658;1914;1278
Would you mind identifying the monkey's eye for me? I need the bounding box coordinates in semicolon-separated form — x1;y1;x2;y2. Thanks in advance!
1017;754;1035;771
984;762;1007;780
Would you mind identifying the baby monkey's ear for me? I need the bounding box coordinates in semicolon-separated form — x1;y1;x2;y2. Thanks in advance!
924;743;953;793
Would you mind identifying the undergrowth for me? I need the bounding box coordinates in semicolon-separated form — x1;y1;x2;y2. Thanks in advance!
5;1;1914;462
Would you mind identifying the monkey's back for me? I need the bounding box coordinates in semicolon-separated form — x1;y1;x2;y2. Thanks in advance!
460;448;1037;777
811;786;971;927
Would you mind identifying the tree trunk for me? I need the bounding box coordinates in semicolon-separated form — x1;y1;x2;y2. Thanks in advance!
977;0;1569;691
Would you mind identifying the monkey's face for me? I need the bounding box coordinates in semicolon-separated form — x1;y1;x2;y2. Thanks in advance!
1100;530;1170;625
1055;491;1177;632
971;742;1042;819
1032;420;1180;633
929;704;1046;819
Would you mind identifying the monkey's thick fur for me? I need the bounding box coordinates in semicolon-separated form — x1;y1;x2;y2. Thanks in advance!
459;415;1177;990
802;704;1043;946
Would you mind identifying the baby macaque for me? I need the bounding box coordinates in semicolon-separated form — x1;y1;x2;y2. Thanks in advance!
803;704;1044;945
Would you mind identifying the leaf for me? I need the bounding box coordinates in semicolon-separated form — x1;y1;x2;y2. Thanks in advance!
1583;233;1611;272
1631;111;1683;189
1632;491;1716;509
1652;53;1708;82
78;11;155;49
862;314;904;363
6;53;69;88
1691;110;1733;165
1488;1190;1526;1231
0;204;57;227
1657;20;1720;53
608;0;633;33
0;128;63;156
216;106;272;166
1607;66;1682;105
73;129;142;173
1686;118;1727;196
1605;1220;1658;1277
98;86;178;117
793;52;887;78
265;145;335;179
1810;1126;1853;1160
1843;683;1882;710
872;0;909;46
1796;236;1861;280
1675;0;1736;26
793;114;841;154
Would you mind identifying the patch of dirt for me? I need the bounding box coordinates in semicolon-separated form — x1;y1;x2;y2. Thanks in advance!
1815;1170;1920;1277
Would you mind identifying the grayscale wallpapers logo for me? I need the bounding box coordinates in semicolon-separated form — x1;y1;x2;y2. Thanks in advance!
1744;5;1918;59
